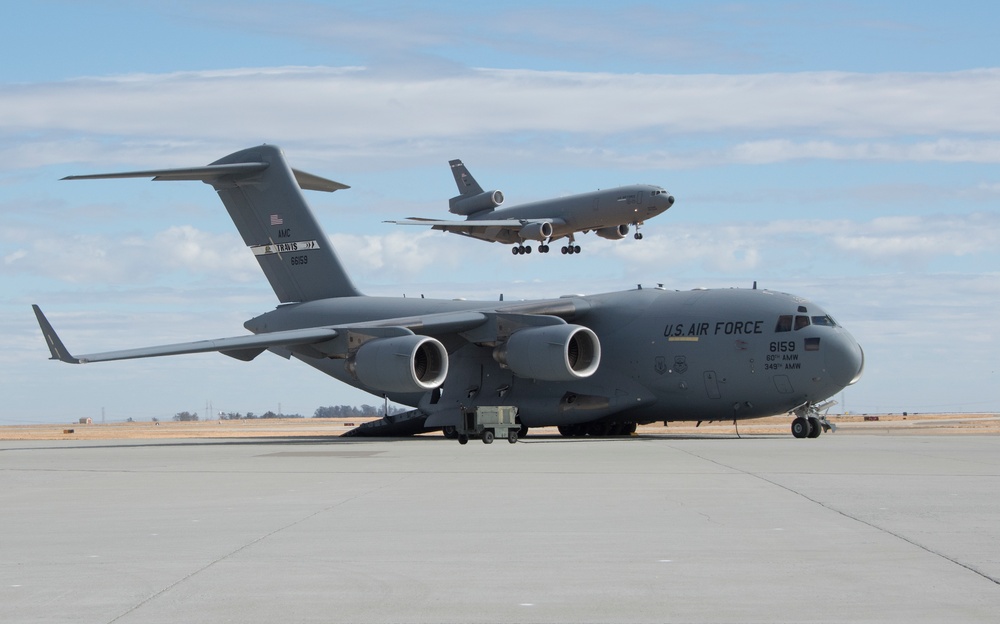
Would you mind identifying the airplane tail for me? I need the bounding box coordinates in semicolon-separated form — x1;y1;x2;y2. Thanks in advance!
449;159;485;196
447;159;503;216
65;145;362;302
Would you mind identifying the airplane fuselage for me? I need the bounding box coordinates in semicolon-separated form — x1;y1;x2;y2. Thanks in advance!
463;184;672;244
246;286;864;430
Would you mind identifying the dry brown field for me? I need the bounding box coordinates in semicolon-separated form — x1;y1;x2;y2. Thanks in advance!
2;412;997;440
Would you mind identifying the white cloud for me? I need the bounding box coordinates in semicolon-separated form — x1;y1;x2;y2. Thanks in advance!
4;67;1000;169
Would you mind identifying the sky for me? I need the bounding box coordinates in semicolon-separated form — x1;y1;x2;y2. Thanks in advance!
2;0;999;424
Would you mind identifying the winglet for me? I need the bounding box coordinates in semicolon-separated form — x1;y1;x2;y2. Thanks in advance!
31;305;81;364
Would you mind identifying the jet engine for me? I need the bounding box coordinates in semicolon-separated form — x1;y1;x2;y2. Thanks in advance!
493;324;600;381
518;221;553;242
449;190;504;216
349;335;449;394
596;224;630;240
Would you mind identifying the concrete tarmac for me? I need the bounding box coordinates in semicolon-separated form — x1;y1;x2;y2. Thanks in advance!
2;433;999;623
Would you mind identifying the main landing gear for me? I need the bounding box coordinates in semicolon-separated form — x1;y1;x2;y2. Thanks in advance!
790;401;837;439
511;242;575;255
557;420;637;437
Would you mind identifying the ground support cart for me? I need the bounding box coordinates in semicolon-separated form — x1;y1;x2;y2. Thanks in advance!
456;406;519;444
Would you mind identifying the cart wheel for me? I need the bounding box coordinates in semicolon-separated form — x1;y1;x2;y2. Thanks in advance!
482;429;494;444
458;434;468;445
508;430;518;444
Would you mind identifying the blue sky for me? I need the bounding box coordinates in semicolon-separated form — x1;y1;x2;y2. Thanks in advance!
2;1;999;423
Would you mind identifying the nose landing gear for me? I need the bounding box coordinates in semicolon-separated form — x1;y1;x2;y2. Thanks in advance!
790;401;837;438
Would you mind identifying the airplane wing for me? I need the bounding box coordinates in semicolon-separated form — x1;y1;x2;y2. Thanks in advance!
33;303;579;365
386;217;555;229
32;305;340;364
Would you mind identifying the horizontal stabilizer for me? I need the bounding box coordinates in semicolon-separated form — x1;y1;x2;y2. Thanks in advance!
62;162;269;182
62;163;349;193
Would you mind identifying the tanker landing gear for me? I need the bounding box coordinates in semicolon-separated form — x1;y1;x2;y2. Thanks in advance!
633;222;644;240
790;401;836;439
560;235;581;255
512;243;552;254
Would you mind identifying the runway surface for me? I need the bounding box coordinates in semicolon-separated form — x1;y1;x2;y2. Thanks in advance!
2;433;999;623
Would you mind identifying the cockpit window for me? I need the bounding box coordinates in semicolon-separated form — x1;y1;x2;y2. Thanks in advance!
794;315;811;330
775;315;793;333
811;315;837;327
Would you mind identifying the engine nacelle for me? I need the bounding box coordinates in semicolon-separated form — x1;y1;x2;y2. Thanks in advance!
493;324;600;381
518;221;553;242
596;223;630;240
349;335;448;394
449;190;504;216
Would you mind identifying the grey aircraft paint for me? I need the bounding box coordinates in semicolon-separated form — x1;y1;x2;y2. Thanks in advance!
386;159;675;255
34;145;863;438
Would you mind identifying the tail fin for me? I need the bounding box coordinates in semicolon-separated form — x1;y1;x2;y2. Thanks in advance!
449;159;484;196
446;159;504;216
64;145;362;302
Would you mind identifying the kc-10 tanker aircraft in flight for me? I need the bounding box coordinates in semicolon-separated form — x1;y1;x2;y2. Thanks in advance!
386;159;675;256
33;145;863;439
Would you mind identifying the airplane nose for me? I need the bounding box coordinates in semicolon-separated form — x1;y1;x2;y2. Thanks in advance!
825;331;865;388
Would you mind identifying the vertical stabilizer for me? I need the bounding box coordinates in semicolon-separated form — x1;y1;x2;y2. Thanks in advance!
207;146;361;302
449;159;484;196
65;145;362;302
447;159;503;216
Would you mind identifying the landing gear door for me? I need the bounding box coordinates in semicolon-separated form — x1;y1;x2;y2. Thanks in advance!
703;370;721;399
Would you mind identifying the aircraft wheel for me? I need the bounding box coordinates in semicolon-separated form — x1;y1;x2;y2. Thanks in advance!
574;245;581;254
508;430;518;444
635;232;643;240
807;417;822;438
625;422;637;435
458;434;469;445
587;421;610;437
791;417;810;438
511;246;519;255
525;245;532;254
518;424;529;438
561;246;568;254
558;425;573;437
482;429;494;444
442;426;458;439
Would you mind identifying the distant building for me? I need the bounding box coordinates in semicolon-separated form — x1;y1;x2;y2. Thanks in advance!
79;417;92;424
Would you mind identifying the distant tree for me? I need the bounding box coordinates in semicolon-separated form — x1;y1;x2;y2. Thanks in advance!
173;411;199;422
313;404;409;418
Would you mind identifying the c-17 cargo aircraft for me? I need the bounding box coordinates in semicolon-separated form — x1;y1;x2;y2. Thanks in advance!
33;145;863;439
386;159;675;255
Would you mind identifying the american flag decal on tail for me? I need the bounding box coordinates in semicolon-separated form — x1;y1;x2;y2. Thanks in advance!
270;214;283;226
